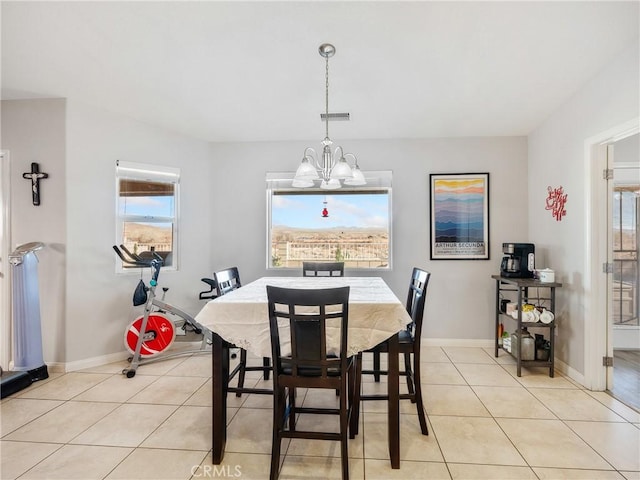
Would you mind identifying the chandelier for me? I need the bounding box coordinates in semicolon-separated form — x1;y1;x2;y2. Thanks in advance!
293;43;366;190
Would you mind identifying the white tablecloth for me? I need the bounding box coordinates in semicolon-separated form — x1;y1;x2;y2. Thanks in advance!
195;277;411;358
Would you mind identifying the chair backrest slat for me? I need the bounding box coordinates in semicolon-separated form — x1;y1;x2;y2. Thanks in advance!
302;261;345;277
267;286;350;380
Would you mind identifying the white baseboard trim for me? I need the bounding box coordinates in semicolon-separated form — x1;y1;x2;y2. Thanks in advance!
552;357;587;389
612;325;640;350
45;362;66;374
60;339;497;372
8;360;66;374
423;338;495;348
63;351;128;373
56;339;590;393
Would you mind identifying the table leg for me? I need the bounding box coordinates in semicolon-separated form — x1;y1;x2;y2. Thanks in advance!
212;333;229;464
387;333;400;469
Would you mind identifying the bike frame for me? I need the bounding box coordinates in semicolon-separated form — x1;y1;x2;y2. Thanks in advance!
114;245;212;377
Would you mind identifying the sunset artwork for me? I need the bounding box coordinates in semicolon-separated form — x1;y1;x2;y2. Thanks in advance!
430;173;489;260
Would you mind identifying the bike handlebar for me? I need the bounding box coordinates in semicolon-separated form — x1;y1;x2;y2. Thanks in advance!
119;244;144;262
112;245;164;269
113;245;164;286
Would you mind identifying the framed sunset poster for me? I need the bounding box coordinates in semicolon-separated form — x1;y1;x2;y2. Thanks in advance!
429;173;490;260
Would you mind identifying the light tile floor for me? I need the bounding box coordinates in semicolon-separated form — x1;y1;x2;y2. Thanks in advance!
1;347;639;480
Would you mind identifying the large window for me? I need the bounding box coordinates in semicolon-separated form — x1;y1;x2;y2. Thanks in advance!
267;172;392;270
116;161;180;270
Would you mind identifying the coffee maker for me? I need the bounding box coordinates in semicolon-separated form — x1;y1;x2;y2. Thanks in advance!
501;243;535;278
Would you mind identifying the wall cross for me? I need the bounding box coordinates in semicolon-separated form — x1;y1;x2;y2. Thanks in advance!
22;162;49;206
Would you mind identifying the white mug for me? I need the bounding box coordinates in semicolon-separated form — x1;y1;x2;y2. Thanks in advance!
540;309;555;324
539;269;555;283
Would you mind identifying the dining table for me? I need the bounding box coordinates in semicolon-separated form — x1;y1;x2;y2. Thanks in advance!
194;276;413;469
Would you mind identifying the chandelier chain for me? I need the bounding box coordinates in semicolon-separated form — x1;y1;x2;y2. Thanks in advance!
293;43;366;189
325;54;330;140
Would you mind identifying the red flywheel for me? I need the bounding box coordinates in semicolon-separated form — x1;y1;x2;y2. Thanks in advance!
124;314;176;358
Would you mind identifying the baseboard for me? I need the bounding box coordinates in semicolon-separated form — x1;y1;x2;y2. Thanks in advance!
551;357;587;389
423;338;495;348
60;342;204;372
63;350;128;372
7;360;65;374
57;340;587;391
45;362;67;374
59;340;493;371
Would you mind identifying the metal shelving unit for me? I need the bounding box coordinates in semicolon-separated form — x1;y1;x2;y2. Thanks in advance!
492;275;562;377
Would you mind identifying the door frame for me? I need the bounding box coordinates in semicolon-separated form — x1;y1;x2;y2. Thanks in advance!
585;118;639;390
1;150;11;369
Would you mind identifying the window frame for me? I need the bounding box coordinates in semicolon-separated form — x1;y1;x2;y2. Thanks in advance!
266;171;393;271
115;160;180;273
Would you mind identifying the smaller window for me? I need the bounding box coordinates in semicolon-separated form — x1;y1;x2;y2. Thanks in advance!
116;160;180;270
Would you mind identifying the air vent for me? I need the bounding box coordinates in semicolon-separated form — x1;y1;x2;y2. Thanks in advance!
320;113;350;121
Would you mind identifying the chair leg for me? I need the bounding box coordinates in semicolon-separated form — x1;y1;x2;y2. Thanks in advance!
339;378;350;480
263;356;271;380
349;354;362;438
288;387;296;431
269;388;287;480
373;350;381;382
412;354;429;435
235;348;248;397
404;352;415;399
270;387;285;480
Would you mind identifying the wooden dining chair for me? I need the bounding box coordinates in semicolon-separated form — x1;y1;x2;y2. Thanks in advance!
214;267;271;397
351;267;430;436
302;261;345;277
266;285;357;480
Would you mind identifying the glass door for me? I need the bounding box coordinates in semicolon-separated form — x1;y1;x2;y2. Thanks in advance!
608;134;640;410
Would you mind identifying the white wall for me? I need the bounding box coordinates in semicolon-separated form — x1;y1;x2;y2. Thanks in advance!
2;98;214;367
209;136;528;342
64;100;213;365
2;98;527;366
3;39;636;371
1;99;67;365
528;41;640;376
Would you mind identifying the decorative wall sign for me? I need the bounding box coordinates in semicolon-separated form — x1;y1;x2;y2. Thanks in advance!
545;185;567;221
22;162;49;206
430;172;490;260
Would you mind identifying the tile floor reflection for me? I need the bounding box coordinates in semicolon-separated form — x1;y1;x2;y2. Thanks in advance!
1;347;638;480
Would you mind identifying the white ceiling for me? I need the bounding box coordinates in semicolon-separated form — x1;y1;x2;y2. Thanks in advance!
2;1;638;143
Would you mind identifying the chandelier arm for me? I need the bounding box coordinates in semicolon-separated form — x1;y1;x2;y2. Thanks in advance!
344;152;358;166
303;147;322;171
309;155;323;173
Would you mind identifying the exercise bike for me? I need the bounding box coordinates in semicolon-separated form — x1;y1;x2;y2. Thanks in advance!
113;245;212;378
